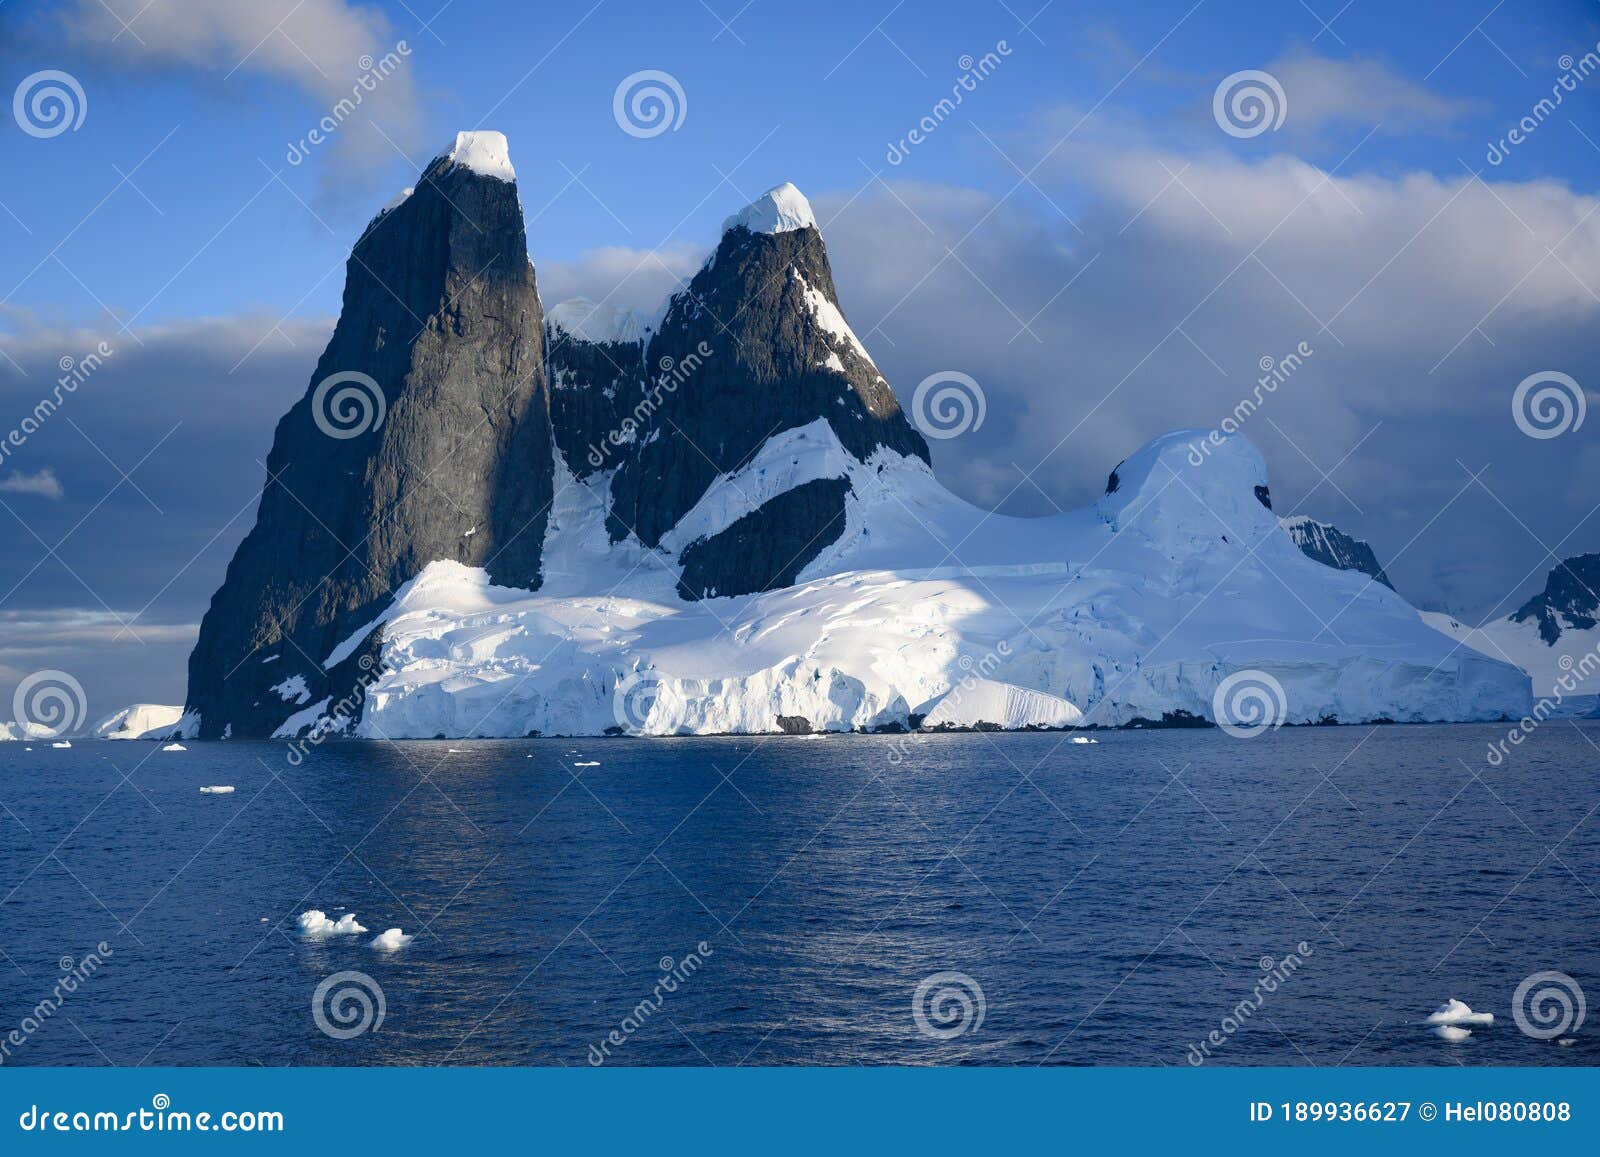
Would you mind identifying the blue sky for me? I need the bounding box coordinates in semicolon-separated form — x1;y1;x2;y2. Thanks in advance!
3;0;1600;715
6;0;1599;324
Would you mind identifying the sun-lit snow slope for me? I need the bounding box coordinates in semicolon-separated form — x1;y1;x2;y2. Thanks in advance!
86;703;185;740
310;430;1528;738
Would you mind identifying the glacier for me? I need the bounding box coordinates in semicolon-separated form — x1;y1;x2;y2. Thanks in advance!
319;427;1528;739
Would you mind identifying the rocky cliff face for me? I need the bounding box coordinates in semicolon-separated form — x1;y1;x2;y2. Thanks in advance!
598;183;929;597
1511;552;1600;644
184;132;552;738
1280;515;1394;589
544;298;650;480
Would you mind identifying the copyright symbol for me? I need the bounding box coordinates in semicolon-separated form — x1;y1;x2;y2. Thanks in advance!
1420;1102;1437;1121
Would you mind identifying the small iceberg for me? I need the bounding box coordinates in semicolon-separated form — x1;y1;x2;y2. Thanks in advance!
1425;999;1493;1027
199;785;235;794
1432;1024;1472;1042
163;743;187;752
1070;736;1098;744
51;740;71;749
369;927;414;951
297;909;368;937
574;760;600;767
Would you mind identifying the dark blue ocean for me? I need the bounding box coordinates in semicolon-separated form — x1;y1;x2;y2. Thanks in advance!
1;725;1596;1067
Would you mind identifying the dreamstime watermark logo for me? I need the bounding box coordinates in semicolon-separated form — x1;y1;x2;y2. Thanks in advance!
13;70;86;138
311;970;385;1040
1187;341;1313;465
1512;970;1586;1041
286;43;411;165
885;41;1013;165
311;371;386;440
1187;943;1313;1064
0;943;111;1065
584;342;713;469
612;669;667;735
612;70;687;138
1211;670;1287;738
1212;69;1287;139
912;970;985;1040
1;340;114;469
910;371;986;440
1486;640;1600;766
284;652;388;765
1487;46;1600;165
1512;370;1585;440
588;942;713;1064
11;669;87;740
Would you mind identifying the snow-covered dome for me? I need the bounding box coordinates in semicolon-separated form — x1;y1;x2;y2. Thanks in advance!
721;182;816;235
1098;429;1278;548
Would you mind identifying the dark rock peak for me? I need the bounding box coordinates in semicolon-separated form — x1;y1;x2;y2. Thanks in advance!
184;132;552;737
1280;515;1394;590
1512;552;1600;644
604;207;929;557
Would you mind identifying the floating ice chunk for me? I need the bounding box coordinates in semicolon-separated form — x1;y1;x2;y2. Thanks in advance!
1070;736;1098;744
369;928;414;951
298;909;368;937
199;785;234;794
1432;1024;1472;1042
1425;999;1493;1026
574;760;600;767
51;740;71;748
162;743;187;752
1558;1038;1577;1047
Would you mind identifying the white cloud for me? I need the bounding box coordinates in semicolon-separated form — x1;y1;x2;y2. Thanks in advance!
0;468;63;498
535;242;708;317
61;0;419;194
1266;50;1476;135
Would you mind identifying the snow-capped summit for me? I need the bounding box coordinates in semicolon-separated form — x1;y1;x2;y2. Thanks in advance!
1100;430;1278;550
603;176;927;595
185;125;550;738
721;182;817;235
546;297;651;345
436;130;515;182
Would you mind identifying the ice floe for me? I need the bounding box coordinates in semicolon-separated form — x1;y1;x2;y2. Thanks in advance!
369;928;414;951
1425;999;1494;1027
297;909;368;937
